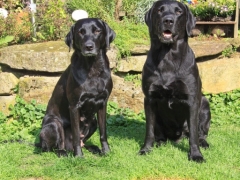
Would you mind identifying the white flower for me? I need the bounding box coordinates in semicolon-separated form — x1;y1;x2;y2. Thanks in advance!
0;8;8;18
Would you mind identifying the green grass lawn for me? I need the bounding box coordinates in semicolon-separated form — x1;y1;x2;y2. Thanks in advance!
0;121;239;180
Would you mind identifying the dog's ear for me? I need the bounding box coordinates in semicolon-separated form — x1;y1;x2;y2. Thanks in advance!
145;6;153;32
185;4;196;37
65;24;75;52
102;21;116;49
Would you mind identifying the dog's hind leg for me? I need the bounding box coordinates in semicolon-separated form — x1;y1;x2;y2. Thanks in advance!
154;119;167;147
198;96;211;148
40;117;65;152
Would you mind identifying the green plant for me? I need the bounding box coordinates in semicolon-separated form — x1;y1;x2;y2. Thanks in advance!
66;0;149;57
0;99;240;179
204;89;240;125
12;84;19;94
0;112;7;124
135;0;156;23
221;45;237;57
0;8;32;44
0;96;46;142
122;0;138;16
187;0;236;21
0;0;25;12
0;35;14;47
66;0;114;21
107;101;144;126
35;0;72;41
211;0;236;18
124;73;142;87
109;18;149;57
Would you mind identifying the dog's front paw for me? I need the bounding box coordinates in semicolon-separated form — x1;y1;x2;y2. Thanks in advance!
74;146;84;157
101;143;110;155
188;153;205;163
139;146;152;155
188;146;205;163
56;149;68;157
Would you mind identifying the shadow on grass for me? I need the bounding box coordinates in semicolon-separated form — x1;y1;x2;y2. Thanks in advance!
106;114;145;142
32;113;190;156
106;114;190;154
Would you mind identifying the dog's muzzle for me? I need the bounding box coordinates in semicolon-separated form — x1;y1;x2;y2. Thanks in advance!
163;30;173;39
158;30;174;43
81;43;98;56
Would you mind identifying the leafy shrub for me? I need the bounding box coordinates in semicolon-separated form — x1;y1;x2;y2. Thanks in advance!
187;0;236;21
66;0;149;57
107;101;144;127
109;18;149;56
66;0;138;21
35;0;72;41
124;73;142;87
221;45;237;57
0;96;46;142
135;0;156;23
204;89;240;125
0;0;25;12
0;35;14;47
122;0;138;17
0;3;32;44
0;89;240;142
66;0;113;21
0;112;7;124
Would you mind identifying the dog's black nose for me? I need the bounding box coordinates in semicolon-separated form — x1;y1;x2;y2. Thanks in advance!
163;17;174;26
85;44;94;51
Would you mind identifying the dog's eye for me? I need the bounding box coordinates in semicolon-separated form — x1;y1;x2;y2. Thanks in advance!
79;29;85;35
175;9;182;15
158;7;165;14
94;29;101;35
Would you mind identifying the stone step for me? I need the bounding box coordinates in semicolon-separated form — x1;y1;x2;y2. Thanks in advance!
0;39;240;113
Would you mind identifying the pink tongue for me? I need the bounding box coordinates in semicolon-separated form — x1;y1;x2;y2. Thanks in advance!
164;33;172;38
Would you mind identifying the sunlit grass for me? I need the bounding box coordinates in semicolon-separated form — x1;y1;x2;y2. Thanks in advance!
0;123;239;180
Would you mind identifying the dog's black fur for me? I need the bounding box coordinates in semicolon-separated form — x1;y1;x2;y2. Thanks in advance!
38;18;115;157
139;0;211;162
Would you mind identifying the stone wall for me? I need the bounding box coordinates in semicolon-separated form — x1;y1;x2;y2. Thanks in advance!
0;39;240;115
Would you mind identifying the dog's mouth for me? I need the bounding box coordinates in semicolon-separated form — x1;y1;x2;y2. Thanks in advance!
82;53;96;57
158;30;174;43
81;51;97;57
163;30;173;39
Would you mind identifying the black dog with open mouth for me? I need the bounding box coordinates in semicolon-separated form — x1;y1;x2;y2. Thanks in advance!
140;0;211;162
38;18;115;157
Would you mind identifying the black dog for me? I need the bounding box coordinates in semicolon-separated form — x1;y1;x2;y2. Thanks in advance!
39;18;115;157
139;0;210;162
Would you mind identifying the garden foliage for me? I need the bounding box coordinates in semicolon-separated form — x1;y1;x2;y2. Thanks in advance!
0;0;32;44
35;0;72;41
0;0;237;55
187;0;236;21
0;89;240;142
0;96;46;142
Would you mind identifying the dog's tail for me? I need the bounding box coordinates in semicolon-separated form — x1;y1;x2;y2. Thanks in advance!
1;139;42;148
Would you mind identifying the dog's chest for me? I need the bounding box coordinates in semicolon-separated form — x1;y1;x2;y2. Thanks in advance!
147;56;192;103
148;76;189;104
77;77;109;115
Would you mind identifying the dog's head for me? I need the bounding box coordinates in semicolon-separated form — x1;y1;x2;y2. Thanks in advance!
145;0;195;44
65;18;116;56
